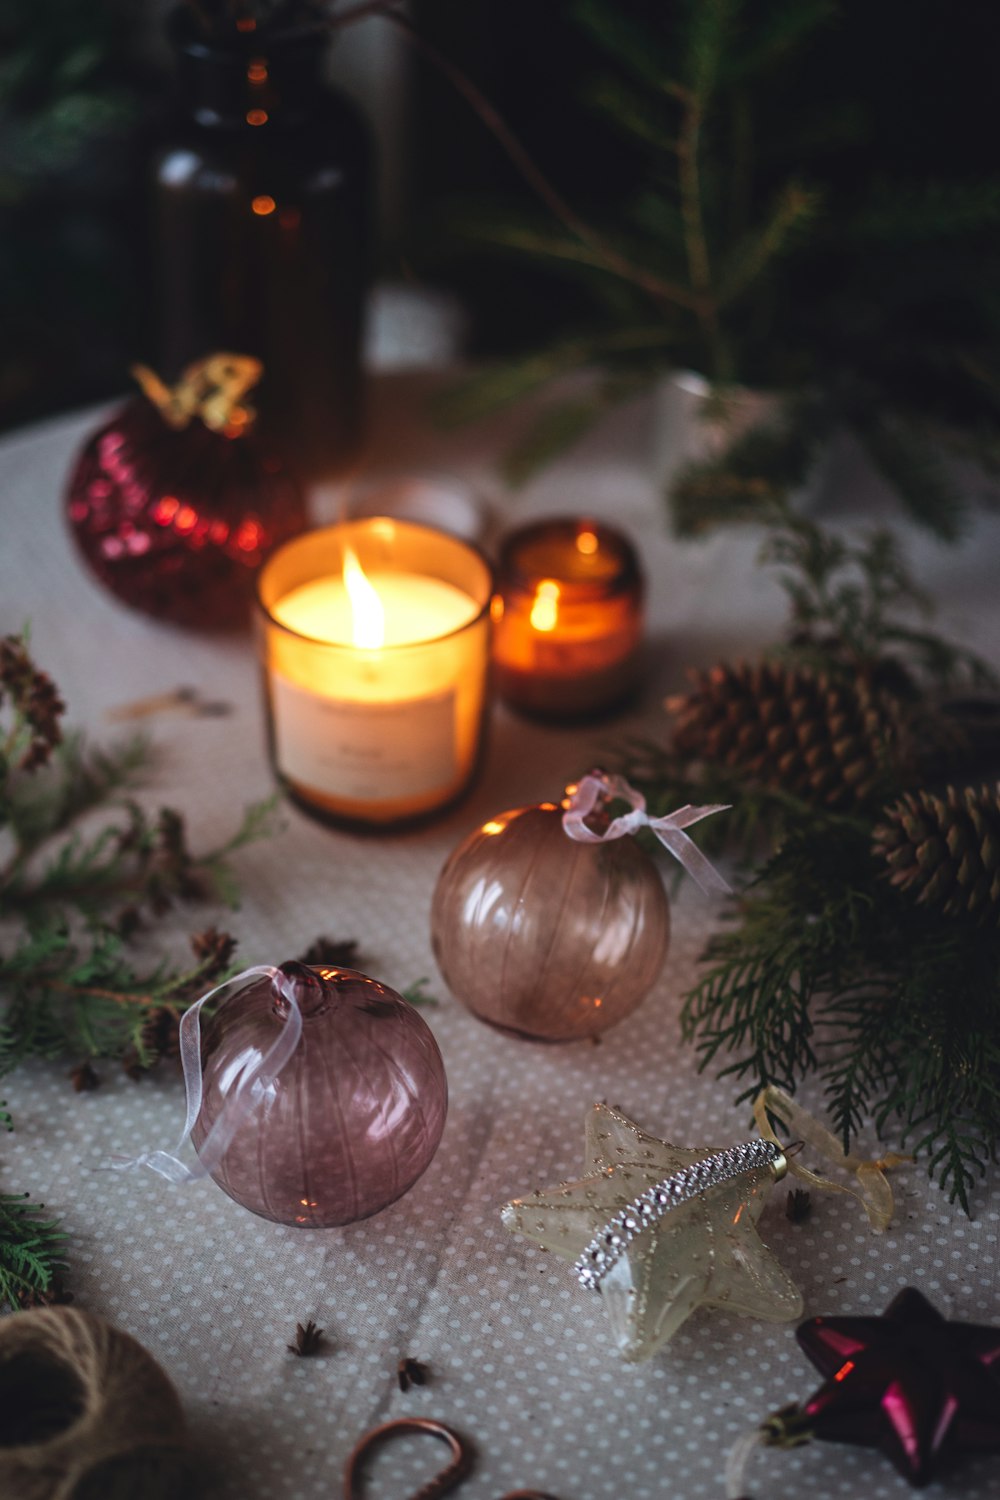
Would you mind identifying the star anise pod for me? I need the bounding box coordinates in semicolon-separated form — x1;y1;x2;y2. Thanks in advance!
397;1357;429;1391
297;936;361;969
288;1320;325;1357
786;1188;812;1223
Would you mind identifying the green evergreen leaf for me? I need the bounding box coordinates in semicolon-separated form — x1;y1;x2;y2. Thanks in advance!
726;0;838;81
432;349;596;428
716;183;821;307
571;0;681;95
0;1191;67;1309
500;395;608;488
847;179;1000;244
684;0;740;105
401;978;439;1008
854;413;969;541
583;74;679;153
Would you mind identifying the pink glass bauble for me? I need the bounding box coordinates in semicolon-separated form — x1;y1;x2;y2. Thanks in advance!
65;394;305;630
431;803;670;1042
191;963;448;1227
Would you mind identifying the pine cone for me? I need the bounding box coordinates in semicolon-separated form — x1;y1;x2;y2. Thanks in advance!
139;1007;181;1063
667;661;910;810
874;784;1000;925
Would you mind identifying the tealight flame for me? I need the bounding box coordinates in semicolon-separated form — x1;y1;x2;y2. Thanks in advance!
343;546;385;649
576;527;599;555
530;579;560;632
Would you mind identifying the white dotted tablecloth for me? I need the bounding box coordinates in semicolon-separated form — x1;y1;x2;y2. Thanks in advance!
2;374;1000;1500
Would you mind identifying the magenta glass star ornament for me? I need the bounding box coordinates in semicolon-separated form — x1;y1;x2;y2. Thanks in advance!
796;1286;1000;1488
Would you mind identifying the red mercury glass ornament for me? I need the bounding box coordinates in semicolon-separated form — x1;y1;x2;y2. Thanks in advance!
191;962;448;1227
65;355;306;630
431;801;670;1042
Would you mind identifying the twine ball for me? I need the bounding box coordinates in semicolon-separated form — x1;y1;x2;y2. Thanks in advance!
0;1306;195;1500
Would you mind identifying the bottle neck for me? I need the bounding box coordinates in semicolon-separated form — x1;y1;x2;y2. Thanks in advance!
170;16;329;128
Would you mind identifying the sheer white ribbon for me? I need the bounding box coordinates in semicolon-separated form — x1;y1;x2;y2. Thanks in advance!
562;771;732;897
107;964;303;1184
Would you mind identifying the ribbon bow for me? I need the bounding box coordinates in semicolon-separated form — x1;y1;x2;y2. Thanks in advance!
561;770;732;897
107;964;303;1184
753;1084;911;1231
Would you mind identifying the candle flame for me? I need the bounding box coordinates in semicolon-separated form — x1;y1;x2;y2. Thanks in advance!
576;527;599;555
530;579;560;632
343;545;385;648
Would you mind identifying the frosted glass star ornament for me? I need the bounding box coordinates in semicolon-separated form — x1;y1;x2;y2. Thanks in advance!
502;1103;803;1362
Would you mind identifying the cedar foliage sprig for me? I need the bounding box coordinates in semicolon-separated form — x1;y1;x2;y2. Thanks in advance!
0;1190;69;1310
621;511;1000;1211
0;632;278;1077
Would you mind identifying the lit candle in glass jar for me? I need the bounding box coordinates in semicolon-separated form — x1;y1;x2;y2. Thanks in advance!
492;517;644;719
256;519;493;826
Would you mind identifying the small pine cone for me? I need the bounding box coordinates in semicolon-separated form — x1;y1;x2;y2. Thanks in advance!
16;1278;71;1310
297;936;360;970
139;1007;181;1062
190;926;237;975
874;784;1000;926
667;661;910;810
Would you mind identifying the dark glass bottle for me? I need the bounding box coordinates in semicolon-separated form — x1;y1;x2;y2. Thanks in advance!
150;10;371;486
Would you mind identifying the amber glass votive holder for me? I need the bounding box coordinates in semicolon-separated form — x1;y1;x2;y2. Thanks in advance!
256;518;494;828
491;517;645;720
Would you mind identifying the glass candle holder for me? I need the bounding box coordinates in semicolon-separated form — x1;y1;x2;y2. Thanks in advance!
256;518;493;827
492;517;644;719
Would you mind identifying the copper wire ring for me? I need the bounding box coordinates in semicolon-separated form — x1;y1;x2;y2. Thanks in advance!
344;1417;474;1500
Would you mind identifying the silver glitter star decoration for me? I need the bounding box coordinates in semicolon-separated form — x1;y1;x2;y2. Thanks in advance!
501;1103;803;1362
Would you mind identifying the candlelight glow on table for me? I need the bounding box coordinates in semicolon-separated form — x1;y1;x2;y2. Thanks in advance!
492;517;644;719
256;519;493;826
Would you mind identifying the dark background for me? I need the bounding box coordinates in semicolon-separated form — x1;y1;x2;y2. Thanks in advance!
2;0;998;431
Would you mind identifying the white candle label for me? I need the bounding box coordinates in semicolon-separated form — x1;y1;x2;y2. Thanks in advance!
271;676;458;801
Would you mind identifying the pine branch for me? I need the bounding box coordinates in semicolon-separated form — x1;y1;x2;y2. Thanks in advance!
500;395;610;489
669;402;830;534
0;924;241;1076
432;325;675;430
716;183;821;308
0;633;277;1080
853;411;970;541
572;0;683;98
401;977;439;1008
4;730;149;860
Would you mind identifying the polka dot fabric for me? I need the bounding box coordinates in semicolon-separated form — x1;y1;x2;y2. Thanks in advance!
3;398;1000;1499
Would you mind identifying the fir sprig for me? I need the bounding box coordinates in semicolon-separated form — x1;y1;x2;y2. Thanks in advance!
431;1;1000;538
762;509;997;691
0;925;245;1078
621;508;1000;1211
0;1190;68;1310
0;632;277;1077
683;820;1000;1211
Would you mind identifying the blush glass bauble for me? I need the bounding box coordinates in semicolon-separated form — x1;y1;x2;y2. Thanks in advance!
191;963;448;1226
65;395;306;630
431;803;670;1041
